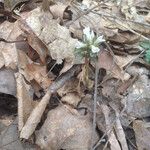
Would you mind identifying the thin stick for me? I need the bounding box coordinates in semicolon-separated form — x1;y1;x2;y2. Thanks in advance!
65;4;100;27
91;61;99;149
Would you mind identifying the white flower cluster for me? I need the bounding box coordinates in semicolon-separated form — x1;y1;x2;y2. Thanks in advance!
76;27;105;54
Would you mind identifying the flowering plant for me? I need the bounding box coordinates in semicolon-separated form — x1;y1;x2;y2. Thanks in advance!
74;27;105;88
75;27;105;59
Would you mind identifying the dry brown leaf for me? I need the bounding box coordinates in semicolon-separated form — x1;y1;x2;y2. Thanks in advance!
59;60;73;75
27;33;48;64
50;3;71;20
133;120;150;150
0;68;16;96
36;105;98;150
101;78;118;98
20;65;81;139
115;55;137;68
113;107;128;150
108;32;140;44
0;52;4;69
20;7;77;64
98;49;130;81
4;0;28;11
57;77;80;97
117;74;138;95
16;73;36;131
101;104;121;150
61;92;81;107
17;50;52;89
0;21;23;69
145;12;150;24
25;63;52;90
20;91;51;139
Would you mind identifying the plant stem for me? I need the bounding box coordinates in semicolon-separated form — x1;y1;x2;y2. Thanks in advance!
85;56;90;87
91;61;99;150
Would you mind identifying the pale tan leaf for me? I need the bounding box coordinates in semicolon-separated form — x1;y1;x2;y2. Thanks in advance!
50;3;71;20
36;105;98;150
20;91;51;139
114;109;128;150
61;92;81;107
108;32;140;44
133;120;150;150
0;52;4;69
101;104;121;150
0;21;23;69
16;73;36;131
20;7;78;64
115;55;137;68
25;63;52;90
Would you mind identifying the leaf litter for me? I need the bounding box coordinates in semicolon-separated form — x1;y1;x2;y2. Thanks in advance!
0;0;150;150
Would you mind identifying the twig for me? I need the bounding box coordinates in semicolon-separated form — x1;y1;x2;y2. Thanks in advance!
91;61;99;149
92;11;150;28
65;4;100;27
0;38;26;43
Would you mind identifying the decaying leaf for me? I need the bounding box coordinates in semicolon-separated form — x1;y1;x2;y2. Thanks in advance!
25;63;52;90
115;55;138;69
112;105;128;150
98;49;130;81
57;77;80;97
101;104;121;150
0;21;23;69
20;65;81;139
61;92;81;107
50;3;72;20
36;104;98;150
123;66;150;118
0;68;16;96
133;120;150;150
27;33;48;64
20;7;78;64
20;91;51;139
108;31;140;44
16;73;36;131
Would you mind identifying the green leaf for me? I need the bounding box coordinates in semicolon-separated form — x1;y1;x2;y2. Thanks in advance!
145;50;150;63
140;40;150;50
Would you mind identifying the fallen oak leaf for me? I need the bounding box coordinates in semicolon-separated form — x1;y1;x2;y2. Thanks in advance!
98;49;130;81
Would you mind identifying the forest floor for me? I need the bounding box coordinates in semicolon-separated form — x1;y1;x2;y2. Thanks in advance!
0;0;150;150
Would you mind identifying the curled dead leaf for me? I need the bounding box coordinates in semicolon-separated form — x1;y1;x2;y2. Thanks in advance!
36;105;98;150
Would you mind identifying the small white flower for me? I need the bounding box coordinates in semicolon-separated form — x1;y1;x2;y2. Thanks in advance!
91;45;100;53
76;41;86;49
94;35;105;45
83;27;95;42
